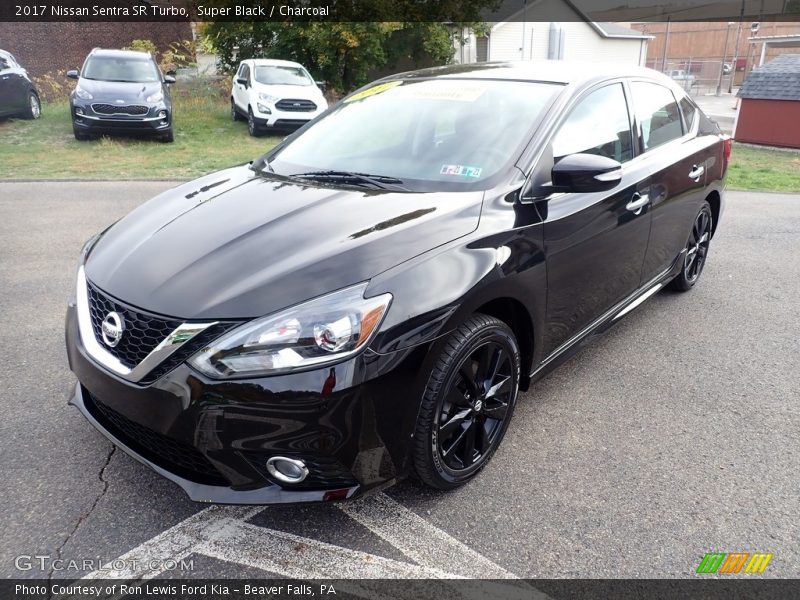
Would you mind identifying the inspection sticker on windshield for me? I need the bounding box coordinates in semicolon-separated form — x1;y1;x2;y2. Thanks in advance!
440;164;482;178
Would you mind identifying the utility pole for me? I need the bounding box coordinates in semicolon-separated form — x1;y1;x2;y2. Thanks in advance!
660;17;671;72
728;0;745;94
716;22;733;96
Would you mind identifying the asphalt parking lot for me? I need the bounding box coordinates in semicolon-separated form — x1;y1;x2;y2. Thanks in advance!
0;182;798;582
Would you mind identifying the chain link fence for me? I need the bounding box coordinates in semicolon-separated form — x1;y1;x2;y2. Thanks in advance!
645;58;741;97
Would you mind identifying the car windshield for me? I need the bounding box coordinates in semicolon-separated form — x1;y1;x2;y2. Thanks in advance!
82;55;160;83
267;78;559;191
253;65;313;86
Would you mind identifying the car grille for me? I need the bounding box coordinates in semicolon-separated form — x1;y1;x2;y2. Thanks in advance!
137;322;237;385
92;103;149;116
87;282;181;369
241;451;358;490
84;390;227;486
275;99;317;112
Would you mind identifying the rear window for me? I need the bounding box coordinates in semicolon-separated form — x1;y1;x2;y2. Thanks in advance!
630;81;684;151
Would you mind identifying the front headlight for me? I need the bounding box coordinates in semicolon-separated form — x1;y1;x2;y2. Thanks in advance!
69;233;101;306
258;92;279;104
146;91;164;103
74;87;93;100
188;283;392;378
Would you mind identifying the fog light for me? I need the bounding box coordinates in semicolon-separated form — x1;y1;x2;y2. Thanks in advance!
158;110;167;119
75;107;84;116
266;456;308;484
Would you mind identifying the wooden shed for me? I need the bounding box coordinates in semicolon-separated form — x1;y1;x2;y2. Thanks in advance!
735;54;800;149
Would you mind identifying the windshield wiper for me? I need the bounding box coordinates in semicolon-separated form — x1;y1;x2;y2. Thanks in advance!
290;171;409;192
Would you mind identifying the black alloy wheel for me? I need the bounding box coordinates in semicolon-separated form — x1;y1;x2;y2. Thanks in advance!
413;314;520;490
670;201;713;291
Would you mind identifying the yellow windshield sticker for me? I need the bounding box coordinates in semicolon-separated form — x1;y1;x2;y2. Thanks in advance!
395;81;487;102
344;81;403;103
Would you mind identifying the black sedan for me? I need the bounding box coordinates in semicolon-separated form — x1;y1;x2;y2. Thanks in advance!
66;62;729;504
68;48;175;142
0;49;40;119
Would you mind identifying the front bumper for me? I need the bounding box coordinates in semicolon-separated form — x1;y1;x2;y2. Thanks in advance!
251;106;324;131
65;304;427;504
71;101;171;135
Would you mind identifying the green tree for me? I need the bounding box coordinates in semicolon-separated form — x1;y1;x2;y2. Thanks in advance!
202;21;486;94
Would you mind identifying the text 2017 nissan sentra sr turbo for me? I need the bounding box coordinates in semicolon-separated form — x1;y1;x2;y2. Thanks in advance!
66;62;729;504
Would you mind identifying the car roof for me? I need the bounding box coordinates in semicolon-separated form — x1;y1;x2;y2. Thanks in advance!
245;59;306;69
391;60;677;89
88;48;154;60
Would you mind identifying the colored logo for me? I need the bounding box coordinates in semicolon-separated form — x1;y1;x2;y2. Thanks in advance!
696;552;773;574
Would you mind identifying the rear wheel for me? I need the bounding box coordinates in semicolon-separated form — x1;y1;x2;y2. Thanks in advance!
412;314;520;490
670;201;713;292
24;92;41;119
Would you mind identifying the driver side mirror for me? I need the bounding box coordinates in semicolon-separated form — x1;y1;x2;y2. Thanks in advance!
66;69;80;80
163;74;176;84
549;153;622;194
236;77;248;88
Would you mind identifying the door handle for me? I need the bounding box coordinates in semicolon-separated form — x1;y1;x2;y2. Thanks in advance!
689;165;705;181
626;192;649;214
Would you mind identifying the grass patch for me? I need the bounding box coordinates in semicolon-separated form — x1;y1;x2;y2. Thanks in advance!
727;143;800;193
0;81;282;180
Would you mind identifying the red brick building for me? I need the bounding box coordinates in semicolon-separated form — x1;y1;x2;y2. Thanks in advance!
735;54;800;148
0;22;192;77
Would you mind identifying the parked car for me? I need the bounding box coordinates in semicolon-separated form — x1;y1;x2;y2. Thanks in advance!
67;48;175;142
230;58;328;136
0;49;40;119
668;69;698;89
66;62;729;504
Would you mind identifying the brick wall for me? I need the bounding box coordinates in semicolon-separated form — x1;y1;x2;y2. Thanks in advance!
0;22;192;76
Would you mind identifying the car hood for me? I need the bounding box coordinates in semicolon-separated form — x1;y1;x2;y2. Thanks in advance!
251;82;325;102
85;166;483;320
77;78;163;102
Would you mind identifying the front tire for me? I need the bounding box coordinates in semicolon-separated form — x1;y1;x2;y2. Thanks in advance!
247;107;261;137
24;92;41;119
412;314;520;490
231;99;243;121
160;127;174;143
73;126;89;141
669;201;713;292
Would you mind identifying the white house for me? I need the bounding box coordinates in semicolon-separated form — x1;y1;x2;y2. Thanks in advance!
454;0;652;66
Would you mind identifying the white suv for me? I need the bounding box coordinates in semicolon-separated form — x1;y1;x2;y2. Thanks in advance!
231;59;328;136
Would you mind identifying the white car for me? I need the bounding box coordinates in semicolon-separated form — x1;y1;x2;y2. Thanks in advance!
231;59;328;136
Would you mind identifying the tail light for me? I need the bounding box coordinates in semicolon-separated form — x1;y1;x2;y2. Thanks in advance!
722;135;732;164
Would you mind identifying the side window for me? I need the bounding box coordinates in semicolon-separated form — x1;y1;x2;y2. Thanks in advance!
631;81;684;151
551;83;633;163
679;96;697;132
242;64;250;82
0;56;9;70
